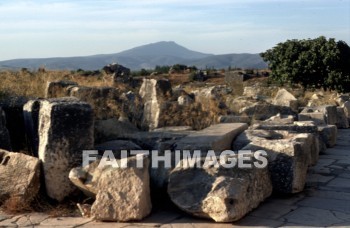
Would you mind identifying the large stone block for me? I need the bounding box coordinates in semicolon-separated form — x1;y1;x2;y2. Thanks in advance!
38;98;94;201
252;122;325;154
240;103;295;121
45;80;78;98
300;106;338;125
91;156;152;222
0;107;11;151
0;149;41;204
175;123;248;152
168;156;272;222
139;79;172;130
233;130;311;193
151;123;248;189
298;113;326;125
318;125;337;148
336;107;349;129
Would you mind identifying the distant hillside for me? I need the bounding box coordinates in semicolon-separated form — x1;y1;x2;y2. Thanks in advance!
0;41;267;71
186;53;267;69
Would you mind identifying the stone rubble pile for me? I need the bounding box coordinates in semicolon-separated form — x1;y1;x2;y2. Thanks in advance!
0;64;349;223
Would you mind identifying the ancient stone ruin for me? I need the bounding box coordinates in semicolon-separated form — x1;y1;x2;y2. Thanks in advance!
0;64;349;223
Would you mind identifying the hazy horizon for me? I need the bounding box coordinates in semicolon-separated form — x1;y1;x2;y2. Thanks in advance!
0;0;349;61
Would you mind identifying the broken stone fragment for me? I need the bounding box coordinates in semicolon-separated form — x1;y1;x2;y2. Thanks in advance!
168;155;272;222
91;156;152;222
0;149;41;204
272;88;298;112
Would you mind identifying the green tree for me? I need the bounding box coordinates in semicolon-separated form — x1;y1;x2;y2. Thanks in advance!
154;65;171;74
260;36;350;92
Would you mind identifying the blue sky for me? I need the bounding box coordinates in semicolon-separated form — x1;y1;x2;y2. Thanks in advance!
0;0;349;60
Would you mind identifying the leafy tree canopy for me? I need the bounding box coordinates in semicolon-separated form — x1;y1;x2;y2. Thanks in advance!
260;36;350;92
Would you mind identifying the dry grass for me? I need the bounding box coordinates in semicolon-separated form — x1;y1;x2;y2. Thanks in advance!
1;195;33;214
0;70;111;99
1;192;84;217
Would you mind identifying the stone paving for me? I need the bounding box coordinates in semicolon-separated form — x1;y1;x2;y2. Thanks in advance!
1;129;350;227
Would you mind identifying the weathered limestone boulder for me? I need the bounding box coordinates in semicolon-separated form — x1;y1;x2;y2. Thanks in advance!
336;107;349;129
120;91;144;128
225;96;256;113
272;88;298;112
299;106;338;125
38;98;94;201
243;86;262;98
69;139;141;197
193;86;222;110
23;100;41;156
0;149;40;204
102;63;131;76
45;80;78;98
0;96;29;152
0;108;11;151
151;123;248;189
239;103;295;121
233;130;311;193
91;156;152;222
139;79;172;130
318;125;337;148
168;156;272;222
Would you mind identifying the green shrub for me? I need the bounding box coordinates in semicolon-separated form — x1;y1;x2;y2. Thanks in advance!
261;36;350;92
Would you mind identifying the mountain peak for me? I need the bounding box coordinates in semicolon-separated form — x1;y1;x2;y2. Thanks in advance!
117;41;212;59
0;41;267;71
